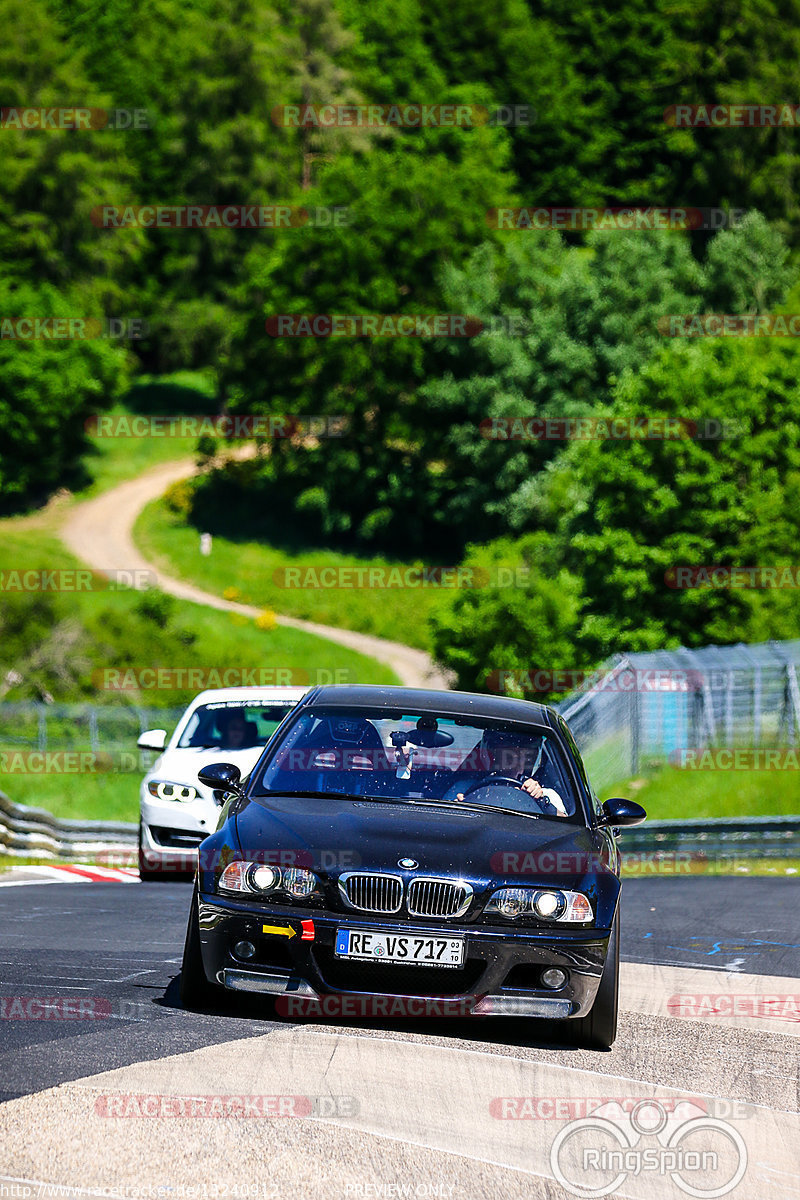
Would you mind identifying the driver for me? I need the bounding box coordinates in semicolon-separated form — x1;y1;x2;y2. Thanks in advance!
215;709;250;750
452;730;568;816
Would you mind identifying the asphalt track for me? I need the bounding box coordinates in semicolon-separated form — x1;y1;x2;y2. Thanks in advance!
0;877;798;1199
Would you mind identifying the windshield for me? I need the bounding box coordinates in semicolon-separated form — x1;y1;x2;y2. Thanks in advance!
253;706;583;822
178;701;294;750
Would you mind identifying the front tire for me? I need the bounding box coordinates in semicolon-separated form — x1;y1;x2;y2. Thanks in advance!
180;888;224;1011
573;910;619;1049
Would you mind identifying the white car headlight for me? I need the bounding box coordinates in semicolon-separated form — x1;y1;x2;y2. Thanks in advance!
485;887;593;923
147;780;199;802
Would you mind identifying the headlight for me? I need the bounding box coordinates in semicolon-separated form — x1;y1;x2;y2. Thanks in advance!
489;888;531;918
532;890;566;919
250;865;280;892
282;868;316;898
485;887;593;924
218;860;320;900
148;780;199;802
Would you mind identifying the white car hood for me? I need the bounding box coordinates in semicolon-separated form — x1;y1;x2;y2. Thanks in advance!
150;744;265;788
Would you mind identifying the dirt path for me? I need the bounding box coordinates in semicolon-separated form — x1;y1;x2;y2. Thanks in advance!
60;458;451;689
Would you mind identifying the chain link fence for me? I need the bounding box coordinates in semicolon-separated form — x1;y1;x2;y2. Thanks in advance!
558;640;800;793
0;702;185;755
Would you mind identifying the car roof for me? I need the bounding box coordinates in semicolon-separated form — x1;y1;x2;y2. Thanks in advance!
187;686;307;708
299;685;557;728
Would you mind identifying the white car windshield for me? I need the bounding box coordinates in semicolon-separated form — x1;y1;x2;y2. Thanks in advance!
178;701;293;751
254;707;580;821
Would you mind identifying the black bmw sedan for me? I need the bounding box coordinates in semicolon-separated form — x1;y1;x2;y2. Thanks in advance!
179;685;645;1048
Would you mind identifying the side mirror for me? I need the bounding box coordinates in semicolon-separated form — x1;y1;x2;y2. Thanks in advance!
198;762;243;794
138;729;167;752
599;797;647;827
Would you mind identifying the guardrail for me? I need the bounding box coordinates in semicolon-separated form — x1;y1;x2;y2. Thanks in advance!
0;790;136;861
618;813;800;861
2;788;798;865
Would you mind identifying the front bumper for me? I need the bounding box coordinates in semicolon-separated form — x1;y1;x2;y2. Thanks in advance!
197;892;611;1018
140;796;219;872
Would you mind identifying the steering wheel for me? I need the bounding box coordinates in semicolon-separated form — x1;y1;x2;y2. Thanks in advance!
461;774;522;798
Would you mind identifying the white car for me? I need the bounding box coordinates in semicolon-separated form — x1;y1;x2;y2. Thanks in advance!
137;686;306;879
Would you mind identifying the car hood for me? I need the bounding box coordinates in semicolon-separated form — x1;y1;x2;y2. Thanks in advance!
234;794;610;886
150;745;265;787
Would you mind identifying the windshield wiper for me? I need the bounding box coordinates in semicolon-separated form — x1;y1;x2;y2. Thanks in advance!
261;790;420;805
414;797;543;820
262;789;363;800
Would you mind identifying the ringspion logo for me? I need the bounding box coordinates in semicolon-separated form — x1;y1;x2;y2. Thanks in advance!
549;1100;747;1198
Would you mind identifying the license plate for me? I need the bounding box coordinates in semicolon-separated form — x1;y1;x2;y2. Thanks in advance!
335;929;465;968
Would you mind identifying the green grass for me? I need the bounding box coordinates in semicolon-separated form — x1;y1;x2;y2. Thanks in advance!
618;856;800;878
0;774;143;823
0;440;400;820
74;371;219;499
134;497;445;651
600;759;800;818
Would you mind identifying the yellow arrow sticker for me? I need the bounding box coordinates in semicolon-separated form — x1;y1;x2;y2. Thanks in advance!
262;924;296;939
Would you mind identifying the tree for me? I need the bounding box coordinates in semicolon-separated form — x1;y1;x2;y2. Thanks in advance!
537;336;800;653
428;533;593;699
0;280;129;511
210;104;517;551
